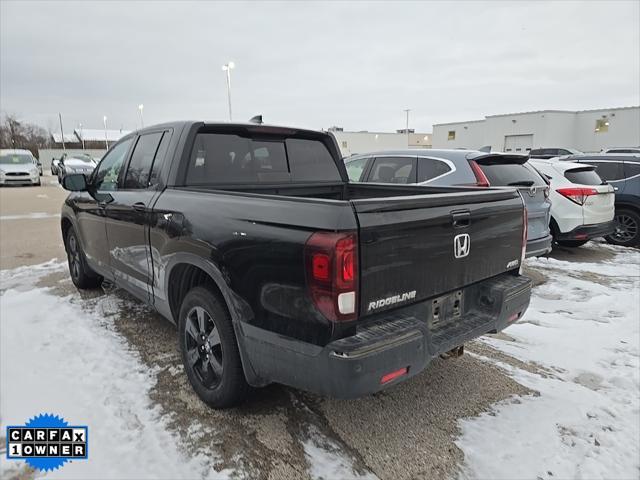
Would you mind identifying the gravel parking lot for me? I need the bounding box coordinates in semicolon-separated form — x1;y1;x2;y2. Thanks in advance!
1;181;638;480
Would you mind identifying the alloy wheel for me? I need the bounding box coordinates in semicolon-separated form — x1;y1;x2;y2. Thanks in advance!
184;306;224;389
612;213;638;243
67;233;81;281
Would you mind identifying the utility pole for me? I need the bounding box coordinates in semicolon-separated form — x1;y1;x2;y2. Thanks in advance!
403;109;411;147
79;123;85;150
58;113;66;152
103;116;109;150
222;61;235;121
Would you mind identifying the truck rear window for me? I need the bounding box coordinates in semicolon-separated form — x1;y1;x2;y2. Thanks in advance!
564;168;604;186
185;133;341;185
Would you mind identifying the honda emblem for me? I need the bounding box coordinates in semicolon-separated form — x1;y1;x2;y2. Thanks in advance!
454;233;470;258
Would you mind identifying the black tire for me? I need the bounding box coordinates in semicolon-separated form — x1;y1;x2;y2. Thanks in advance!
178;285;249;408
556;239;589;247
605;208;640;248
65;228;102;289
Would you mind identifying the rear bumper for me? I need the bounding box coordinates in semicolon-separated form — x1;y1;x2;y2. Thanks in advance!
555;220;616;241
238;274;532;398
525;234;552;258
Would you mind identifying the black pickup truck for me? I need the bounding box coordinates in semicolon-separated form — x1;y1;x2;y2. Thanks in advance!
60;121;532;408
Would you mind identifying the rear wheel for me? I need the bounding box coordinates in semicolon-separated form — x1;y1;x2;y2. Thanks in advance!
605;208;640;247
65;228;102;289
178;286;249;408
556;239;589;247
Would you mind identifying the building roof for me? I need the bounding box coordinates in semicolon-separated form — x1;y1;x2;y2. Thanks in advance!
51;132;79;143
434;105;639;126
75;128;131;142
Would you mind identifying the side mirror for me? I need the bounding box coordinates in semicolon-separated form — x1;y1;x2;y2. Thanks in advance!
62;173;88;192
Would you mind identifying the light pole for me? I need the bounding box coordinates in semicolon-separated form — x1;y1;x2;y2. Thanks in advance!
403;109;411;146
103;116;109;150
79;123;85;151
222;61;235;121
138;104;144;128
58;112;66;152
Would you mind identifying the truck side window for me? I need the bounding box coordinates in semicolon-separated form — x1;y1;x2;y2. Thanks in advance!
93;138;133;191
368;157;416;184
148;132;172;186
124;132;163;189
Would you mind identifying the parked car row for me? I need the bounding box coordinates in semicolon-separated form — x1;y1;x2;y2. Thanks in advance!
0;149;42;186
343;149;640;249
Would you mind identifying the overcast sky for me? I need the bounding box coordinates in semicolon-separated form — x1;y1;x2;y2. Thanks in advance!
1;1;638;134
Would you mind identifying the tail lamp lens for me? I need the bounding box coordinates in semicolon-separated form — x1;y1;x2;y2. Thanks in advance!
556;187;598;205
305;232;358;322
520;207;527;274
468;160;490;187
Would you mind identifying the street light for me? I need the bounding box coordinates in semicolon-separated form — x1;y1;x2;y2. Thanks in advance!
103;116;109;150
222;61;235;121
138;104;144;128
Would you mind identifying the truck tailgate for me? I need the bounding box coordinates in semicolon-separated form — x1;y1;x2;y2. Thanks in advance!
351;188;524;317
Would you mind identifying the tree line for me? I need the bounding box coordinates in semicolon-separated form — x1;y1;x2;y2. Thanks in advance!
0;114;52;159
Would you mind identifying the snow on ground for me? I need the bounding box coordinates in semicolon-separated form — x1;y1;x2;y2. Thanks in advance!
457;244;640;480
0;262;231;479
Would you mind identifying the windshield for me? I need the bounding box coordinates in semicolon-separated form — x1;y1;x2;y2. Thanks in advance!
68;154;94;163
0;153;33;165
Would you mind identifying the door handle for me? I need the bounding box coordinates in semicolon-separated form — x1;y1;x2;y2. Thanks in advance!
132;202;147;212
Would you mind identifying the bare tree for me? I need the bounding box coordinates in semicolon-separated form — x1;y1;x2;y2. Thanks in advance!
0;114;51;157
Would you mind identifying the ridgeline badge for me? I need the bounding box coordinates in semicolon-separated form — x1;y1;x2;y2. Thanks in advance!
6;413;88;472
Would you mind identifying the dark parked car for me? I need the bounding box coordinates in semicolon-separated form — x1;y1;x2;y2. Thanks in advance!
529;148;582;159
345;150;552;257
60;122;532;408
561;154;640;247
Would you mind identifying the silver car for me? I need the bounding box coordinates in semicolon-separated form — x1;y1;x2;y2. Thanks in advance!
345;149;553;257
0;149;41;186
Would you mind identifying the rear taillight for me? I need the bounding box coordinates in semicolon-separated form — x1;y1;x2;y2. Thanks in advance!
468;160;490;187
520;207;527;274
305;231;358;322
556;187;598;205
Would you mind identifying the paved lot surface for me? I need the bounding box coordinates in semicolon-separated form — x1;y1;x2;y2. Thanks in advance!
1;182;634;479
0;175;67;269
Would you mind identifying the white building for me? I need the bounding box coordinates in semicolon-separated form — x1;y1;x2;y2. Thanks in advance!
432;106;640;153
328;128;432;157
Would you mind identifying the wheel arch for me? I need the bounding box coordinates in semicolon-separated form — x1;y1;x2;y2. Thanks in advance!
163;254;261;385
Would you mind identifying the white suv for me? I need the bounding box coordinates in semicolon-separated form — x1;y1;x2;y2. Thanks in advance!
529;159;615;247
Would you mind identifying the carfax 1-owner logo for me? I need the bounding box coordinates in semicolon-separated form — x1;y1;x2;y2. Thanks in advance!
6;413;88;472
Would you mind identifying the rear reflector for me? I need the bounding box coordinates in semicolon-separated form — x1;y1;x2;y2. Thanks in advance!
556;187;598;206
380;367;408;384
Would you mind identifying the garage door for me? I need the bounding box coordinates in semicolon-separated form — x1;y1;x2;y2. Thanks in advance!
503;134;533;153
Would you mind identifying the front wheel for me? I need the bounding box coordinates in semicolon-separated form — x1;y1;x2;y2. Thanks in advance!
605;208;640;247
179;286;249;409
556;239;589;247
65;228;102;289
